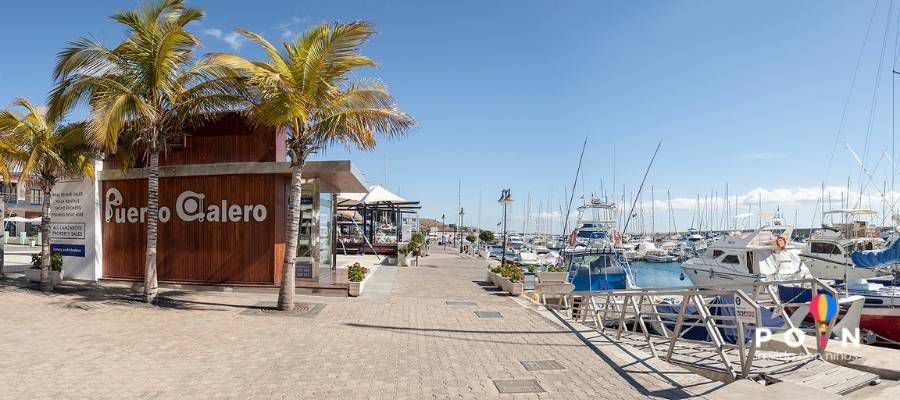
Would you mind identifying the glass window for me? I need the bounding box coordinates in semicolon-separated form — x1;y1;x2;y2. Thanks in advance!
811;242;841;255
713;250;724;258
721;254;739;264
318;193;333;268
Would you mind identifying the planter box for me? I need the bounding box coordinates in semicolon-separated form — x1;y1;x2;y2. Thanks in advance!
507;281;523;296
490;271;500;286
25;269;63;286
537;272;568;284
399;254;410;267
348;265;378;297
488;271;523;296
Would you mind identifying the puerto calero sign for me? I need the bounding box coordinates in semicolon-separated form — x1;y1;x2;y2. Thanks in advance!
105;188;268;223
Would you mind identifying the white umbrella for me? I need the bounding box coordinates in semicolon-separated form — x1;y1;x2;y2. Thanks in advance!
4;216;41;223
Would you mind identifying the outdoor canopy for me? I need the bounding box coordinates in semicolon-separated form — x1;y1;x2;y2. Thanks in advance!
338;185;407;205
4;216;41;223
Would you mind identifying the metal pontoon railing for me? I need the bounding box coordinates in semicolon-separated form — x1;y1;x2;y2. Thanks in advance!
567;278;848;380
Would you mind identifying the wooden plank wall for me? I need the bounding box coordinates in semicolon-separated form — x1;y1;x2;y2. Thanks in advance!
101;174;286;284
103;113;286;169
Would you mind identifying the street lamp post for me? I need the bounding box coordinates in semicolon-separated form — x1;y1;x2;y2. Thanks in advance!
498;189;513;267
441;214;446;247
458;207;465;253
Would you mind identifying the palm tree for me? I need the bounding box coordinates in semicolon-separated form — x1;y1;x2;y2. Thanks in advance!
50;0;247;303
207;22;415;310
0;98;96;292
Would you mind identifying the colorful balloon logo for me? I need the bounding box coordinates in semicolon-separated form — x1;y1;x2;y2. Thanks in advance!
809;293;838;349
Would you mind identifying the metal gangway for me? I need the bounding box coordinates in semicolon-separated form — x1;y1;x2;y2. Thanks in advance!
563;279;871;387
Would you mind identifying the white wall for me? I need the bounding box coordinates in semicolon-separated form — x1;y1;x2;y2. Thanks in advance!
50;161;103;281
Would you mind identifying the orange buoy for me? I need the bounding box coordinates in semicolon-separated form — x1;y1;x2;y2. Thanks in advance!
774;235;787;250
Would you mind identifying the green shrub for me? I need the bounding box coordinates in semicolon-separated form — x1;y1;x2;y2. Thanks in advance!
497;264;524;282
31;251;63;272
398;244;410;256
348;262;369;282
465;234;477;243
479;230;495;242
411;232;425;246
547;265;567;273
526;265;536;273
506;266;524;283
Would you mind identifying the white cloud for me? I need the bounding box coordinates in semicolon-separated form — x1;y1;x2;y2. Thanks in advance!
223;31;246;50
739;152;787;161
202;28;223;38
277;16;309;39
635;186;895;211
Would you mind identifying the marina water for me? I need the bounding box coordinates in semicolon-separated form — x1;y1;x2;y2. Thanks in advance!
629;261;694;289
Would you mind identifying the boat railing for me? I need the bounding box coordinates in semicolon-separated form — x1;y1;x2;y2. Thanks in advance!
567;278;843;380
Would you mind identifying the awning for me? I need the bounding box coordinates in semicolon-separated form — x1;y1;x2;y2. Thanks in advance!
339;185;407;205
98;160;368;194
5;216;40;223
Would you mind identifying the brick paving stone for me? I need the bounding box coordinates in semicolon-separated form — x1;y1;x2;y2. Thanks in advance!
0;248;678;399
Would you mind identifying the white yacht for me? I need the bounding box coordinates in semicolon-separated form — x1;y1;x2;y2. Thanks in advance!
681;223;811;286
799;209;891;280
644;248;677;263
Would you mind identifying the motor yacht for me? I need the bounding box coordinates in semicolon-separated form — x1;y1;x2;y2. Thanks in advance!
681;222;811;286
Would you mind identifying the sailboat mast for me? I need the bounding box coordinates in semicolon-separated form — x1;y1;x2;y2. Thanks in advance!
651;185;655;235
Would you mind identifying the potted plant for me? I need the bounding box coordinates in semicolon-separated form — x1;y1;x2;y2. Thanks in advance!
538;264;569;284
26;251;63;286
347;262;370;296
398;244;411;267
500;264;524;296
411;232;426;256
488;265;501;285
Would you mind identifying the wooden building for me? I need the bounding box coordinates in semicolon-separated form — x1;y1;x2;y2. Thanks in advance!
96;113;367;290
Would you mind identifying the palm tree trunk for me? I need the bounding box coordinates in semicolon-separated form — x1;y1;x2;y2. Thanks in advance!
40;186;52;292
277;162;305;310
144;149;160;303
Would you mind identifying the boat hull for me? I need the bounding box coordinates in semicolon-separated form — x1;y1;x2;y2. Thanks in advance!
860;308;900;344
800;255;881;280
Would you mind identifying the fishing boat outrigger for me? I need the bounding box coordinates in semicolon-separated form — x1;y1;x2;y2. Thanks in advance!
560;197;636;291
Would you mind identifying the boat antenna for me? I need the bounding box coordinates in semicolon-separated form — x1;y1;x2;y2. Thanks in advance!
623;140;662;234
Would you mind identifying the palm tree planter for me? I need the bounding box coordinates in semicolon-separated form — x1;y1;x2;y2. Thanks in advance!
208;22;414;310
25;269;63;286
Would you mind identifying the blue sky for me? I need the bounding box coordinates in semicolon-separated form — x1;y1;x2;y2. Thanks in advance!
3;1;900;233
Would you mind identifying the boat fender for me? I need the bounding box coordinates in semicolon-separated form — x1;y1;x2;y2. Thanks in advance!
679;272;685;281
775;235;787;251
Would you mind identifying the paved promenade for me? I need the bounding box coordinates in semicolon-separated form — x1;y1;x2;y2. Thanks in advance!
0;248;707;399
